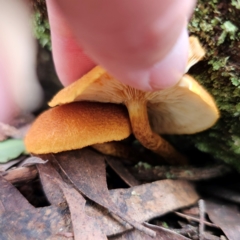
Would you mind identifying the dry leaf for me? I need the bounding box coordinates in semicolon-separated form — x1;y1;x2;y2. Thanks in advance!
0;175;71;240
206;200;240;240
106;156;140;187
38;161;107;239
85;178;199;236
37;161;65;205
19;156;47;167
58;180;107;240
37;149;198;237
0;158;23;172
0;122;20;140
54;148;156;237
0;121;31;140
110;223;191;240
0;206;71;240
0;176;34;213
0;163;199;239
3;166;38;184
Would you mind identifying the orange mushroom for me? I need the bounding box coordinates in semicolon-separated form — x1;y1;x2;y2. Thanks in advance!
25;102;132;155
49;37;219;164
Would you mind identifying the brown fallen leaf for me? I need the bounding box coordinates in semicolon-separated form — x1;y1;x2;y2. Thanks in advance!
85;179;199;236
105;156;140;187
0;158;23;172
58;179;107;240
39;158;199;236
3;166;38;184
0;174;71;240
0;166;199;239
37;161;65;205
110;223;191;240
0;206;72;240
0;122;20;140
205;200;240;240
53;148;156;237
38;161;107;239
0;122;31;140
18;156;47;167
0;176;34;213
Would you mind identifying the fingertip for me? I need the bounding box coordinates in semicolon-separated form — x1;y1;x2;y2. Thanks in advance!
51;34;96;86
148;28;189;90
99;28;189;92
46;0;96;86
0;76;18;123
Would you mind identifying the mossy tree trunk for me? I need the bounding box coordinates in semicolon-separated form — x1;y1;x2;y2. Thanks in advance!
184;0;240;170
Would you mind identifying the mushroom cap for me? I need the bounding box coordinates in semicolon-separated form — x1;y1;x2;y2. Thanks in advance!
148;74;219;134
48;66;123;107
186;36;205;72
48;36;206;108
25;102;131;154
48;70;219;135
48;37;219;135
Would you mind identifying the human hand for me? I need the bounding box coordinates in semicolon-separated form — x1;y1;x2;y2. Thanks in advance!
0;0;195;123
0;0;43;123
46;0;196;90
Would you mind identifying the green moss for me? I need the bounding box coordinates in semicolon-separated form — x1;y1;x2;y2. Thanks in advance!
33;11;51;50
231;0;240;9
182;0;240;170
218;21;238;45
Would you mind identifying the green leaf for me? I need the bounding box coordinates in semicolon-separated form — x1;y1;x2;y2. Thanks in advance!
0;139;26;163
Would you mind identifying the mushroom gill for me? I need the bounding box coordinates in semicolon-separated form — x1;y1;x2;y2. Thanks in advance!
48;36;219;164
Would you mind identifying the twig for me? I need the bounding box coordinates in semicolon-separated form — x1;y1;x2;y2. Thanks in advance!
131;164;231;182
143;222;191;239
198;199;205;240
173;223;198;236
174;212;219;229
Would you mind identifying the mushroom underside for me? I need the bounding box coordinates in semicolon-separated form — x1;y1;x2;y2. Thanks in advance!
46;37;219;164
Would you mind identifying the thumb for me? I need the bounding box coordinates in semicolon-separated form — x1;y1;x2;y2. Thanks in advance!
47;0;195;91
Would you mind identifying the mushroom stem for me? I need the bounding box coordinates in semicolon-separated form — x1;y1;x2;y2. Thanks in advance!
127;101;187;165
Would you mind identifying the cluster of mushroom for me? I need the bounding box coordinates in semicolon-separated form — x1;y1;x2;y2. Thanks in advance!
25;37;219;164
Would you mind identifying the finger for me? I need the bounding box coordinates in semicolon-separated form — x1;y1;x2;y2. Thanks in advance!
47;0;195;90
0;62;18;123
46;1;95;86
0;0;43;123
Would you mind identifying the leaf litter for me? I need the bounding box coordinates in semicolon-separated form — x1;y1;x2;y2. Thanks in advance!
105;156;140;187
38;154;197;236
52;148;156;237
0;175;71;240
205;200;240;240
34;149;198;237
110;223;191;240
0;114;34;141
1;140;240;239
2;143;240;239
